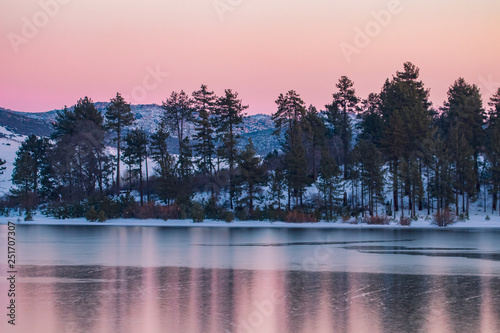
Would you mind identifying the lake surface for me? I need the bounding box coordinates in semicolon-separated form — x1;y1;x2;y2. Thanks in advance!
1;225;500;332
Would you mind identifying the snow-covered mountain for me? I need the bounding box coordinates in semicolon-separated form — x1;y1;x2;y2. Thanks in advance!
0;104;280;154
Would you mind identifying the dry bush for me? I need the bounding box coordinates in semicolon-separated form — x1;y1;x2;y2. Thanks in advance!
341;215;351;223
433;208;456;227
133;202;180;220
363;215;391;225
399;216;411;226
285;210;318;223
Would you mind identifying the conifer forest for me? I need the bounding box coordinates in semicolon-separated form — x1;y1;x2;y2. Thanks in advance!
3;62;500;225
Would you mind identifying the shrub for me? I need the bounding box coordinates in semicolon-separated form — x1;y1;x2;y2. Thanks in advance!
157;204;180;220
134;202;158;219
284;210;318;223
341;215;351;223
399;216;411;226
97;210;107;222
204;196;222;219
235;206;249;221
24;209;34;221
191;202;205;223
87;195;121;220
132;202;180;220
267;207;285;222
433;208;456;227
362;215;391;225
251;207;267;221
86;206;98;222
486;215;491;221
221;210;234;223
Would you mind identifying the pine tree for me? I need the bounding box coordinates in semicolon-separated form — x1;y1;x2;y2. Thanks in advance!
214;89;248;209
162;90;193;154
106;93;135;193
272;90;306;138
302;105;327;181
357;93;383;144
177;136;193;206
268;167;285;212
441;78;485;216
192;85;216;176
485;88;500;213
326;76;359;179
50;97;109;201
352;140;385;216
272;91;308;208
379;63;431;217
0;158;5;175
488;88;500;122
150;122;176;204
283;126;308;208
122;128;148;205
12;150;36;210
428;129;454;213
316;147;341;221
236;139;266;217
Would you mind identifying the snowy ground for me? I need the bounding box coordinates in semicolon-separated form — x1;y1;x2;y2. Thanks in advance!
0;127;25;194
1;213;500;229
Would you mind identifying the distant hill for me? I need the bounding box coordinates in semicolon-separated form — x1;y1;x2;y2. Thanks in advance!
0;108;55;137
0;104;281;155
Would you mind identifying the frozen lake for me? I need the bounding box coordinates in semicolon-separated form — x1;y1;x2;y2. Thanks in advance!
1;225;500;332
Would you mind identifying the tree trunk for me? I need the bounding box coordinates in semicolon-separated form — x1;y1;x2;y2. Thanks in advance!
493;191;498;213
145;153;150;202
116;127;121;193
393;160;399;212
249;185;254;217
139;158;143;206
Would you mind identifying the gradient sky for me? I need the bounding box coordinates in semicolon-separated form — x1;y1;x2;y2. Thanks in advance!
1;0;499;114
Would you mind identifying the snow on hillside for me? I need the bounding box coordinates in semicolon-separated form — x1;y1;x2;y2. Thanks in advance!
0;126;25;194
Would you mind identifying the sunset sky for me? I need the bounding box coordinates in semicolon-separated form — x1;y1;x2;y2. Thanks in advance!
1;0;499;114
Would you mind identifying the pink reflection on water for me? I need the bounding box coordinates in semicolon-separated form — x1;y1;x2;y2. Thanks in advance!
1;265;500;333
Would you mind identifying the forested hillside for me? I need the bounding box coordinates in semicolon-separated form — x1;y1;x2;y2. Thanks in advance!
2;62;499;225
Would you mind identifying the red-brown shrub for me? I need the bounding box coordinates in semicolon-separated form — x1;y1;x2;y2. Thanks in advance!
363;215;391;225
132;202;180;220
341;215;351;223
285;210;318;223
399;216;411;226
433;208;456;227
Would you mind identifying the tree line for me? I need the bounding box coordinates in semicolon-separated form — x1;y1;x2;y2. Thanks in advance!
3;62;500;223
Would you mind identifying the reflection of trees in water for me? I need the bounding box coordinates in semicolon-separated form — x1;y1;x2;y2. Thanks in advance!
50;265;107;333
17;265;500;333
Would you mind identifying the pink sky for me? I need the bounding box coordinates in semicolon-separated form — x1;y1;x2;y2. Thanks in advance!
1;0;499;114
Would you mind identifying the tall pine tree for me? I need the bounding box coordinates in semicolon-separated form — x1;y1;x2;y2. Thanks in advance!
326;76;359;179
106;93;135;193
214;89;248;209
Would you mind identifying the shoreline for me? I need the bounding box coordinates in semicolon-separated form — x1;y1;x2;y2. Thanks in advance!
1;216;500;230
